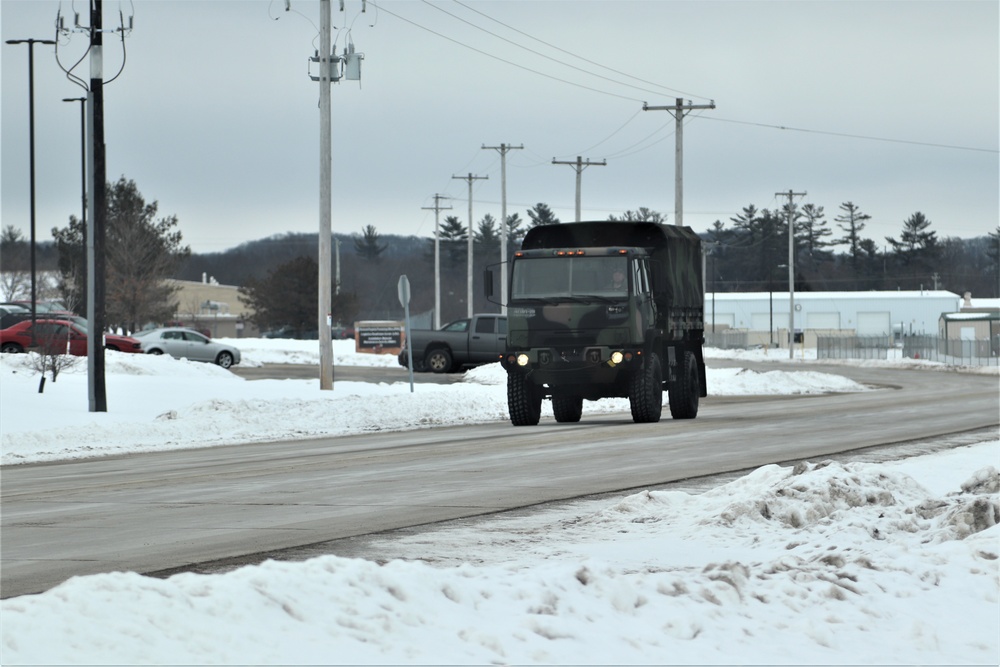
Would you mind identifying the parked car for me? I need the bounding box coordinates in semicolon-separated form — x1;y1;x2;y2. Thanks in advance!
138;327;241;368
0;319;143;355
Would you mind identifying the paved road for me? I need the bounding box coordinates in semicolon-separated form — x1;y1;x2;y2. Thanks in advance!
2;362;997;598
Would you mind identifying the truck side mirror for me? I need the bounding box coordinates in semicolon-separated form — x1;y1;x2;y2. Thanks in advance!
483;269;494;298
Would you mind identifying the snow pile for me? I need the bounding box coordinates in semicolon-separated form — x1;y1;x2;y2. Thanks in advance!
2;447;997;665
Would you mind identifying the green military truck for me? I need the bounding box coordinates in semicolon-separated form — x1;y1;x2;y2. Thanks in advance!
489;221;706;426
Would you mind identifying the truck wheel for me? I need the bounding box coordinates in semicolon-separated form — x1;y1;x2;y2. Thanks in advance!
508;373;542;426
1;342;24;354
552;395;583;423
425;348;453;373
669;350;700;420
629;352;663;423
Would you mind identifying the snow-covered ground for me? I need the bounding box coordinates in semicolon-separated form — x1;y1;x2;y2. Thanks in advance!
1;340;997;665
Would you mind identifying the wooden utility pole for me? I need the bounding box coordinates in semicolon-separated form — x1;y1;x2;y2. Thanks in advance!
482;143;522;312
777;189;806;359
642;98;715;226
551;156;606;222
317;0;334;389
452;173;487;318
422;194;452;328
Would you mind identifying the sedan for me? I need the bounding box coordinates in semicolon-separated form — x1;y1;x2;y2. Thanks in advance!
0;319;143;355
138;327;241;368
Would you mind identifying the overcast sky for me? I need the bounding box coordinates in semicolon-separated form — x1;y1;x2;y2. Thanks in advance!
2;0;997;254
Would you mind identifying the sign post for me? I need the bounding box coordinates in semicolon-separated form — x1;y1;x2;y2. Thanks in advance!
398;275;414;393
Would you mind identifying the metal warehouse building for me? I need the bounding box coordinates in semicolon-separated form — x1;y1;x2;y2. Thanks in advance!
703;290;962;348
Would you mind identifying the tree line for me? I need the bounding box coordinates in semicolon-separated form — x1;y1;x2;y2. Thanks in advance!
1;177;997;335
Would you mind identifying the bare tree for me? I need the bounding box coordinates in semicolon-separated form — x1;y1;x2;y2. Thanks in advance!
22;321;81;392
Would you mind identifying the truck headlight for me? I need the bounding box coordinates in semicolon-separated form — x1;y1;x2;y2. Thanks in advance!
516;353;530;367
610;350;624;365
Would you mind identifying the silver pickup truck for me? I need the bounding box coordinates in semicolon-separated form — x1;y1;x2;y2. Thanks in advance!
398;314;507;373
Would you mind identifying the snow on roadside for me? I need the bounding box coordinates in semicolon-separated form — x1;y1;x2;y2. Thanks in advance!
2;442;996;665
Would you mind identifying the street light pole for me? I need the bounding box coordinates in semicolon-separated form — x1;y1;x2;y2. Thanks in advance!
63;97;87;305
6;38;56;342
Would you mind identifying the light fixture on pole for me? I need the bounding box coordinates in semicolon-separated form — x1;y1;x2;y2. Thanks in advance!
6;37;56;342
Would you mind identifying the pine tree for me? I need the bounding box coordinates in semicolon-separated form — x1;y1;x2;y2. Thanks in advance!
353;224;388;262
527;203;560;227
886;212;938;265
607;207;665;223
798;203;833;260
438;215;468;270
835;202;871;270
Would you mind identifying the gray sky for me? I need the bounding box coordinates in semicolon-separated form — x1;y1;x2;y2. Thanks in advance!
2;0;997;254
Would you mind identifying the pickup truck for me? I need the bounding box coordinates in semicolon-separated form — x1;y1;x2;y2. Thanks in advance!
398;314;507;373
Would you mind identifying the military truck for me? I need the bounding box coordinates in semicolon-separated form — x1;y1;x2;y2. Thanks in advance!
487;221;706;426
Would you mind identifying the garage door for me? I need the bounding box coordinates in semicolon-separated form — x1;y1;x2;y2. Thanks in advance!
857;311;891;335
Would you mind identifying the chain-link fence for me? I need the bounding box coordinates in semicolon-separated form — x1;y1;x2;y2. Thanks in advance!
902;335;999;366
816;335;892;360
705;329;753;350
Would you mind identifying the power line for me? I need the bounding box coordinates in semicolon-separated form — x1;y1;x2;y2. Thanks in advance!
450;0;711;102
366;1;645;102
421;0;689;101
708;116;998;153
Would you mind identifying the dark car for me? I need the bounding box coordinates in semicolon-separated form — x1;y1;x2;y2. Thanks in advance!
0;318;143;355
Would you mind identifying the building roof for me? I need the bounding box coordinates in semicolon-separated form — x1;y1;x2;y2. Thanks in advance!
705;290;960;301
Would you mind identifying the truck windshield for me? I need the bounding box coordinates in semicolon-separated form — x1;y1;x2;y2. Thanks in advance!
511;256;629;300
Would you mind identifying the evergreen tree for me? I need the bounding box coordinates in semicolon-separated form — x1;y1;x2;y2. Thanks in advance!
238;256;318;332
438;215;468;270
835;202;871;269
886;212;938;263
607;207;665;223
353;224;388;262
52;177;190;330
505;212;526;248
798;203;833;260
473;214;500;271
527;202;560;227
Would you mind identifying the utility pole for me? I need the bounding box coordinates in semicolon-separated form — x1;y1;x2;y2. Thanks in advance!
452;173;487;318
642;98;715;226
88;1;108;411
317;0;334;389
551;156;606;222
422;194;452;329
777;189;806;360
482;143;522;312
5;36;55;349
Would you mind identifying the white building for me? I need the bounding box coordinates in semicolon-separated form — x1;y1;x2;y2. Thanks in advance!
704;290;962;347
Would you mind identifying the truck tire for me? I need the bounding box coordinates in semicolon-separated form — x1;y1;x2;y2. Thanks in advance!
669;350;700;420
508;372;542;426
552;395;583;423
425;347;453;373
629;352;663;423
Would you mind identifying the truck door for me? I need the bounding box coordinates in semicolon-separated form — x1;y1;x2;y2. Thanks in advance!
469;316;503;362
633;258;655;341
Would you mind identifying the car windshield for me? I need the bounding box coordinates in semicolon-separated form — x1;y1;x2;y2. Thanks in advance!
510;255;629;300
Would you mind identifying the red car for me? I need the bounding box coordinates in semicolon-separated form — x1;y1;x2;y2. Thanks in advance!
0;319;143;355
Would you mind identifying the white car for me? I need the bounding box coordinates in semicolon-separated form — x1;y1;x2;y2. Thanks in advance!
138;327;241;368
